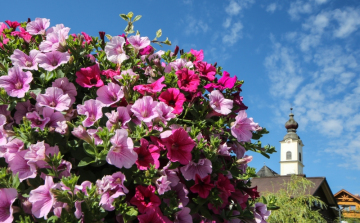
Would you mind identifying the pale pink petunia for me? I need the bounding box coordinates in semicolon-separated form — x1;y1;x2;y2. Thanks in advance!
5;150;37;182
253;203;271;223
174;207;193;223
155;102;176;125
156;175;172;195
52;77;77;104
29;176;59;219
218;143;231;156
180;158;212;180
106;129;137;169
209;90;233;115
77;99;104;127
14;100;35;124
105;36;129;64
0;138;24;158
231;110;258;142
0;65;33;98
36;87;71;112
131;96;159;122
26;18;50;35
55;121;68;135
231;142;246;158
87;128;103;146
71;125;93;144
128;35;150;51
42;107;66;128
96;82;124;106
0;188;18;223
133;76;166;95
10;49;40;70
105;106;131;129
36;51;70;71
169;58;193;71
26;111;50;130
39;25;70;52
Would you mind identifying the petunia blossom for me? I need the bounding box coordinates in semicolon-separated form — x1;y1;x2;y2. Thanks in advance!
137;208;172;223
133;76;166;95
0;188;18;223
36;87;71;112
39;24;70;52
11;27;32;42
52;77;77;104
180;158;212;180
77;99;104;127
0;65;33;98
130;185;161;213
231;110;258;142
96;82;124;106
176;68;200;92
159;88;186;115
190;49;204;61
10;49;40;70
194;61;216;81
105;36;129;64
105;106;131;129
209;90;233;115
253;203;271;223
131;96;159;122
36;51;70;71
75;64;104;88
134;138;160;170
106;129;137;169
204;71;237;92
26;18;50;35
174;207;192;223
128;35;150;51
190;174;214;199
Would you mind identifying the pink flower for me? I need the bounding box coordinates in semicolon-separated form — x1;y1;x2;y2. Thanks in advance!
204;71;237;92
159;88;186;114
36;87;71;111
253;203;271;223
105;36;129;64
218;143;232;156
96;83;124;106
14;100;35;124
139;45;154;56
39;25;70;52
71;125;93;144
26;111;50;130
176;68;200;92
52;77;77;104
29;176;58;219
209;90;233;115
0;65;33;98
0;188;18;223
131;96;159;122
174;207;192;223
137;208;172;223
101;69;120;80
194;61;216;81
36;51;70;71
75;64;104;88
231;110;258;142
11;27;32;42
170;59;193;71
190;174;214;199
190;49;204;61
77;99;104;127
231;190;249;210
5;20;21;29
81;32;92;45
87;128;103;146
26;18;50;35
128;35;150;51
134;138;160;170
156;175;172;195
41;107;66;129
130;185;161;213
10;49;40;70
180;158;212;180
216;173;235;198
105;106;131;129
106;129;137;169
133;76;166;95
155;102;176;125
160;128;195;165
5;150;37;182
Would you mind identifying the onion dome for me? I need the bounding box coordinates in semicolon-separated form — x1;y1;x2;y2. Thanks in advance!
283;108;300;140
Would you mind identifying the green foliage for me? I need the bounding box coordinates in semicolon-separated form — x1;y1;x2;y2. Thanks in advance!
263;175;328;223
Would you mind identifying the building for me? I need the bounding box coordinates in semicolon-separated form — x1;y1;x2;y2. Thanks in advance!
334;189;360;220
251;109;339;222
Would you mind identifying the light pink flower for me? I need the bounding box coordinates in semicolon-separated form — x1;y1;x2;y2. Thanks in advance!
52;77;77;104
10;49;40;70
39;25;70;52
253;203;271;223
155;102;176;125
131;96;159;122
128;35;150;51
36;87;71;111
36;51;70;71
156;175;171;195
42;107;66;128
0;138;23;158
209;90;233;115
72;125;93;144
26;111;50;130
106;129;137;169
105;106;131;129
26;18;50;35
170;58;193;71
218;143;231;156
231;110;258;142
98;172;128;211
96;83;124;106
0;188;18;223
77;99;104;127
180;158;212;180
29;176;58;219
0;65;33;98
55;121;68;135
14;100;35;124
87;128;103;146
105;36;129;64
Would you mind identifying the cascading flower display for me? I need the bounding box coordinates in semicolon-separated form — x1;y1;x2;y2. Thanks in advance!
0;13;275;223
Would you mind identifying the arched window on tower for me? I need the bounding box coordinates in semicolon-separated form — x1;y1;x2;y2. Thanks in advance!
299;152;301;161
286;151;292;160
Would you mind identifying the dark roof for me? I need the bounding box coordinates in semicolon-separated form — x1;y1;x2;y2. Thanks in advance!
334;189;360;203
256;165;279;177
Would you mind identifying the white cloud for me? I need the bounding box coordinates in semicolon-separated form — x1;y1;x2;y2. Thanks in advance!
222;22;243;45
288;0;313;20
266;3;277;13
333;7;360;38
223;18;232;28
183;16;209;35
225;0;242;16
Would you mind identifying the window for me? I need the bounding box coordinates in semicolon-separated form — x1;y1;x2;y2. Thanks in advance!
286;151;292;160
299;152;301;161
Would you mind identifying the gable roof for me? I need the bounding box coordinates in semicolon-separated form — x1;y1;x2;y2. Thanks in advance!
256;165;279;177
334;189;360;203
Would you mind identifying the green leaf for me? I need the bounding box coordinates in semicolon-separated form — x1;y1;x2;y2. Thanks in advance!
133;15;142;22
78;157;95;167
83;143;95;157
163;37;171;45
120;14;129;21
127;12;134;19
156;29;162;39
105;34;112;41
11;173;20;189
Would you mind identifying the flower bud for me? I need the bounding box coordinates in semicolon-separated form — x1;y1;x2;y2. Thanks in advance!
173;45;179;56
99;31;105;42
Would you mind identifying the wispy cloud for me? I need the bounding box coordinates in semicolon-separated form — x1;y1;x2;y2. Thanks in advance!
222;22;243;45
266;3;278;13
333;7;360;38
183;15;209;36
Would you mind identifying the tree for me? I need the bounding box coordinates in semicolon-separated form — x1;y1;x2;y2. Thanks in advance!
263;175;328;223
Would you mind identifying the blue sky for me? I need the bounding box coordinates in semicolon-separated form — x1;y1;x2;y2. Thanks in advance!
2;0;360;196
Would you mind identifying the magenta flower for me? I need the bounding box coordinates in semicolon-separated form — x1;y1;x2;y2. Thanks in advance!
194;61;216;81
128;35;150;51
190;49;204;61
26;18;50;35
10;49;40;70
176;68;200;92
105;36;129;64
106;129;137;169
36;51;70;71
5;20;21;29
0;188;18;223
0;65;33;98
133;76;166;95
36;87;71;112
77;99;104;127
231;110;258;142
137;207;172;223
204;71;237;92
180;158;212;180
216;173;235;198
209;90;233;115
130;185;161;213
160;128;195;165
29;176;58;219
75;64;104;88
52;77;77;104
134;138;160;170
131;96;159;122
253;203;271;223
105;106;131;129
190;174;214;199
159;88;186;115
11;27;32;42
96;83;124;106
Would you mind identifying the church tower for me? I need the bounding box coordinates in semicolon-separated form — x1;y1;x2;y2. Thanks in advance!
280;108;304;175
